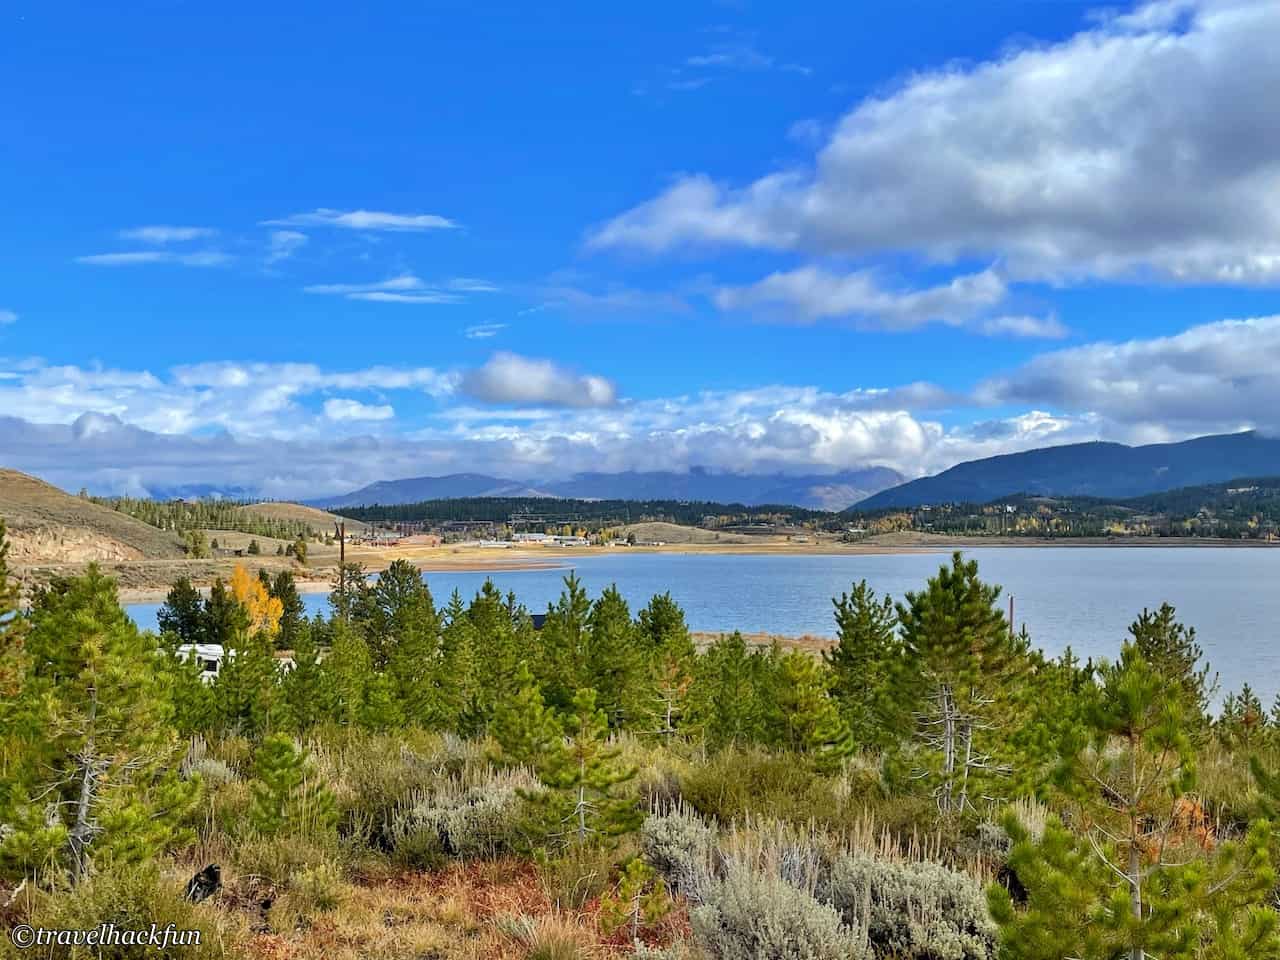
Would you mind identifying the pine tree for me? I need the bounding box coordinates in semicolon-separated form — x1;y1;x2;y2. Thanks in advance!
687;632;778;748
1219;683;1268;748
636;593;696;740
536;573;592;711
823;580;902;749
896;552;1024;815
360;672;403;731
435;590;478;733
0;567;198;883
491;662;562;766
585;584;643;728
991;642;1279;960
530;688;641;849
322;618;373;726
369;561;441;724
464;581;525;730
280;619;326;732
774;652;855;774
156;576;206;644
269;570;306;652
1128;603;1214;724
249;733;336;838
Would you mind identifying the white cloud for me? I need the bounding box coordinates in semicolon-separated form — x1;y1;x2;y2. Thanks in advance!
120;225;216;244
0;310;15;325
714;266;1007;330
323;398;395;422
4;313;1278;497
304;273;486;304
266;229;307;263
465;323;507;339
76;251;233;267
261;208;457;231
591;0;1280;285
460;352;618;408
974;314;1070;340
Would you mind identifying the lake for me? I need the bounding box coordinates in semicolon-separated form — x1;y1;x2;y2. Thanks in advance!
126;547;1280;705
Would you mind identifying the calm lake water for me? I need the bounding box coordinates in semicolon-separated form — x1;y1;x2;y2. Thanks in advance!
126;547;1280;705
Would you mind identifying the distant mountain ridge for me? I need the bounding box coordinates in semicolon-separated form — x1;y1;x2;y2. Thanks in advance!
310;466;904;511
855;431;1280;510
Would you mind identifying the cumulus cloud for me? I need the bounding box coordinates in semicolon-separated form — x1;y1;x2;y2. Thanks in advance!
590;0;1280;285
714;266;1008;331
120;225;216;244
261;208;457;231
323;398;395;422
4;314;1278;497
76;251;233;267
460;352;618;408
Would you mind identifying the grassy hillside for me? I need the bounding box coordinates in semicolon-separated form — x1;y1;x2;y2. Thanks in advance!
0;468;186;563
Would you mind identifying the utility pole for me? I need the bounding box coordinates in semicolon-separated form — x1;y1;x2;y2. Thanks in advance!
335;521;346;620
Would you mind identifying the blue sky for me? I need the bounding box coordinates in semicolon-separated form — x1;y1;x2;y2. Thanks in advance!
3;0;1280;498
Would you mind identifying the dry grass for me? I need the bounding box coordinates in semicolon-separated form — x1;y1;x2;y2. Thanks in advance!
0;467;185;564
238;502;370;536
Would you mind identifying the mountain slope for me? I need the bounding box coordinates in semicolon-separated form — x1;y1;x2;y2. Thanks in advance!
313;467;904;511
856;431;1280;509
311;474;550;509
0;468;186;563
237;502;371;536
545;467;903;510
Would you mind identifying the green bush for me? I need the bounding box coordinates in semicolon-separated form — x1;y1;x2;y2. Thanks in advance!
691;862;869;960
679;748;840;826
822;854;997;960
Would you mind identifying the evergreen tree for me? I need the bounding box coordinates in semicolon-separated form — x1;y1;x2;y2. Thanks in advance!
491;662;562;766
992;642;1279;960
156;576;206;645
635;593;696;740
203;577;244;648
687;632;779;749
464;581;525;730
1219;683;1268;748
322;618;373;726
774;652;855;773
530;687;641;848
269;570;306;651
0;567;197;883
585;584;643;728
435;590;478;732
536;573;592;711
824;580;902;749
249;733;336;837
210;573;280;737
896;552;1023;815
360;672;403;731
1128;603;1214;723
328;560;367;623
280;619;326;732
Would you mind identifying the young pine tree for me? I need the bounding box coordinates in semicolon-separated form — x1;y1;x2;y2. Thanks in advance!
823;580;902;749
0;567;198;884
530;688;641;849
491;662;562;767
536;573;593;711
993;642;1280;960
896;552;1024;815
1128;603;1214;725
249;733;336;838
584;584;644;729
774;652;855;774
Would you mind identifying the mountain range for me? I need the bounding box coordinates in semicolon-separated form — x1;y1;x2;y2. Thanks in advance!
310;466;905;511
854;431;1280;510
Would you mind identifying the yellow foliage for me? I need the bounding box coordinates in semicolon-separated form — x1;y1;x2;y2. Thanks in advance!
230;564;283;637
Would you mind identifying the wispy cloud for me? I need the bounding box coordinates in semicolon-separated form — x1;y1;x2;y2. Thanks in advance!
120;225;216;244
0;309;16;325
975;314;1070;340
465;323;507;339
261;208;457;232
76;251;233;267
266;229;307;264
305;273;497;304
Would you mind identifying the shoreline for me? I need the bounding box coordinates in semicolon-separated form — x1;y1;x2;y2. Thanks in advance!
23;532;1277;604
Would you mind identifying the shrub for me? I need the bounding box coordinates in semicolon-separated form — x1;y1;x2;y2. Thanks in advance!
641;807;716;902
16;866;243;959
495;912;597;960
232;835;336;886
822;854;997;960
387;766;538;867
691;862;869;960
679;748;840;826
